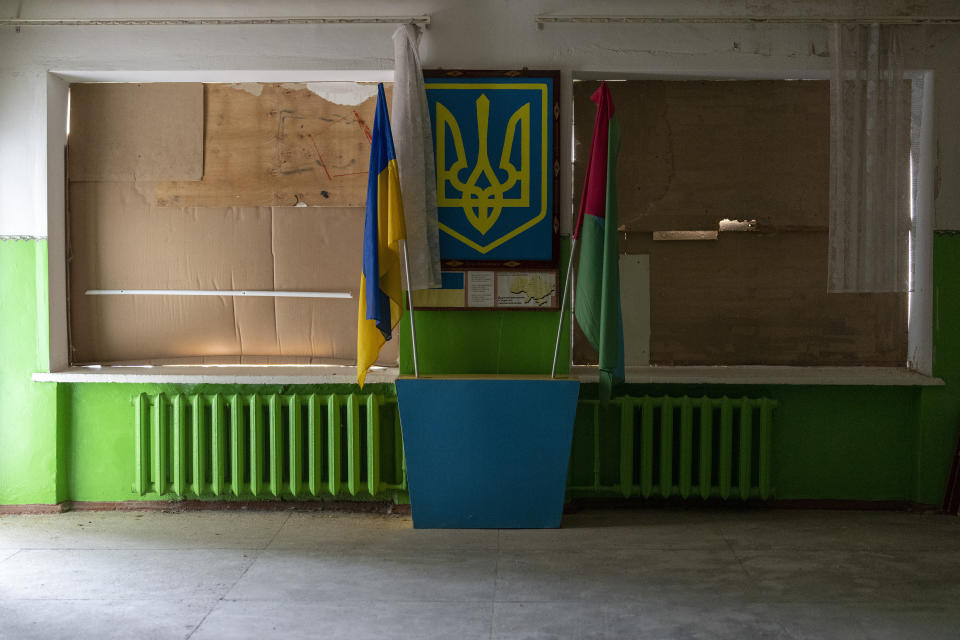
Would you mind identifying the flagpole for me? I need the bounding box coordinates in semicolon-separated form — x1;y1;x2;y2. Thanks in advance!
400;239;420;377
551;236;579;378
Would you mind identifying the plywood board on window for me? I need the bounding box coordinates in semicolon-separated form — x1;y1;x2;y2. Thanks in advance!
573;80;830;232
68;83;204;182
637;231;905;366
571;79;906;368
142;83;389;208
573;232;906;367
68;182;396;365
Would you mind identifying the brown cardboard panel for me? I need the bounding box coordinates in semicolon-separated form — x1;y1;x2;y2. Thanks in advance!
232;298;280;355
637;231;905;366
68;181;271;362
149;83;391;208
573;231;907;367
69;182;274;291
68;83;203;182
271;206;363;291
270;206;397;366
272;298;399;366
70;296;241;363
69;184;394;365
573;80;830;232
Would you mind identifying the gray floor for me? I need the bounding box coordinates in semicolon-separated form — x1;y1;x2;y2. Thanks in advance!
0;508;958;639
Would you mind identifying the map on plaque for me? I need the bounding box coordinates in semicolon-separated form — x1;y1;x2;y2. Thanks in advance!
411;269;558;310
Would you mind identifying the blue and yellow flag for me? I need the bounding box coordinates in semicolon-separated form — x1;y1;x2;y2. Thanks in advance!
358;84;407;388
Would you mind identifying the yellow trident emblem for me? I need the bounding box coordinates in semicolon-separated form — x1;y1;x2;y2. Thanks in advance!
435;94;531;236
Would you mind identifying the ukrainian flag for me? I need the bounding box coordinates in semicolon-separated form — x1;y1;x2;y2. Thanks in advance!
357;84;407;388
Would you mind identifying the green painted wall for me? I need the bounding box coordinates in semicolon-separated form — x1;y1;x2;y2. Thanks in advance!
0;238;64;505
1;235;959;507
399;240;571;376
915;233;960;505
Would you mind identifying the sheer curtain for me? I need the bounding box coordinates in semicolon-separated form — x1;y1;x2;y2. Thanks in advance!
828;23;911;293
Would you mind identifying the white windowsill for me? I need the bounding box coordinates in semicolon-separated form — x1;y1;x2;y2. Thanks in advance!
32;366;399;385
32;365;943;386
572;365;944;386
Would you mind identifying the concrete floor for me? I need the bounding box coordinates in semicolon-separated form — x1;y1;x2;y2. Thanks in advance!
0;508;958;639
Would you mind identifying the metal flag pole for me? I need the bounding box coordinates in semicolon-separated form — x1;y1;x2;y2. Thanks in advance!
551;236;579;378
399;239;420;377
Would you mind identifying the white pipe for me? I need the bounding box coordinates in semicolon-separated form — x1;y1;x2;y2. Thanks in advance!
536;15;960;25
86;289;351;299
1;16;430;27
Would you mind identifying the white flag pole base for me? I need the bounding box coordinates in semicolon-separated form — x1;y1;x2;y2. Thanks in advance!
551;236;579;379
400;239;420;378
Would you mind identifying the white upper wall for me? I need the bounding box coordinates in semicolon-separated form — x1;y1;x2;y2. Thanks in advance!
0;70;47;236
1;0;958;236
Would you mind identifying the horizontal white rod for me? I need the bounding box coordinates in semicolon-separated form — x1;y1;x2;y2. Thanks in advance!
86;289;352;299
2;15;430;27
536;15;960;25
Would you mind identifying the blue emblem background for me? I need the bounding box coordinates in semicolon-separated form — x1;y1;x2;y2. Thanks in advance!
425;76;554;262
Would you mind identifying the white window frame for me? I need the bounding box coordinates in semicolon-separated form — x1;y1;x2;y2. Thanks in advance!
566;70;938;386
35;68;938;385
38;69;397;385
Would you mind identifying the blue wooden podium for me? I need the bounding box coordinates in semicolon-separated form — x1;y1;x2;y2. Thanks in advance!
395;377;580;529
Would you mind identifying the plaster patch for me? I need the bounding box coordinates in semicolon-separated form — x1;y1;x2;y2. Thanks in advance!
297;82;379;106
230;83;264;97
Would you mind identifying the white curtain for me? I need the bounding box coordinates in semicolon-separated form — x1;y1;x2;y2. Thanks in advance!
828;23;911;293
392;24;442;291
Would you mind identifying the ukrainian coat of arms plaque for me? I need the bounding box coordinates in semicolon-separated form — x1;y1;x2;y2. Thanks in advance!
417;70;560;310
425;71;558;263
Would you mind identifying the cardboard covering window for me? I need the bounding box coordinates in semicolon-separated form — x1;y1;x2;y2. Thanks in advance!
68;83;204;182
572;80;907;367
67;82;397;366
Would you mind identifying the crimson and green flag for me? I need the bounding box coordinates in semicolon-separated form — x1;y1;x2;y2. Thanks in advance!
574;83;624;402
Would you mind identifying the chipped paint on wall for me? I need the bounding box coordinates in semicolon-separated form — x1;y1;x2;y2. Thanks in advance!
298;82;379;106
229;82;264;97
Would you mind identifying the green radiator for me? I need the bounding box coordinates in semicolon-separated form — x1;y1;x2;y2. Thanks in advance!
135;392;775;502
134;393;406;500
567;395;777;501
